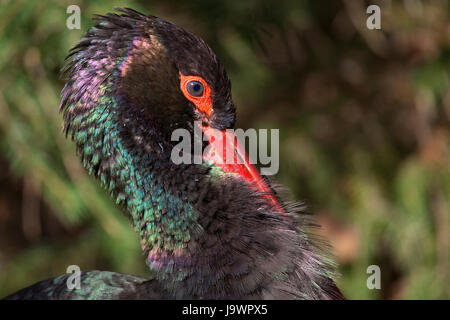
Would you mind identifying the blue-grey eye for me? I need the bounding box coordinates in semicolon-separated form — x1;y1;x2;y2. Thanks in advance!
187;80;204;97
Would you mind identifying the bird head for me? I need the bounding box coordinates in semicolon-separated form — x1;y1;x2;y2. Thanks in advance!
113;10;236;135
61;8;280;208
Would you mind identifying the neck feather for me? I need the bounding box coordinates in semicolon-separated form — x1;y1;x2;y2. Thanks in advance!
64;87;340;299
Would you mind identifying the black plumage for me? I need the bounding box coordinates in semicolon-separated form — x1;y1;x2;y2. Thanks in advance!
4;8;344;300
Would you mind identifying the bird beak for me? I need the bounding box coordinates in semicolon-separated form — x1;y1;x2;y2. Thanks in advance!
201;125;283;211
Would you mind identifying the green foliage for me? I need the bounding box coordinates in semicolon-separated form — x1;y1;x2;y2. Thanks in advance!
0;0;448;299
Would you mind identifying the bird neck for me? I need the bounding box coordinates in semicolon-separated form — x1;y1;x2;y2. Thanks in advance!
66;89;252;294
66;91;342;299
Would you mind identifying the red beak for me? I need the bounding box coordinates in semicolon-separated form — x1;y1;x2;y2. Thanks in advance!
201;126;283;212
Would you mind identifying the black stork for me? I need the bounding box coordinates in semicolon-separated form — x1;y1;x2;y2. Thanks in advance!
4;8;344;300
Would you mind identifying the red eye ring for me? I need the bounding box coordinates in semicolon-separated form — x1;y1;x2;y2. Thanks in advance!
179;72;212;115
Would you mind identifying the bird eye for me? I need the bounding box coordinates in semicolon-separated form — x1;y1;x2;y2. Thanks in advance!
186;80;204;97
179;73;212;115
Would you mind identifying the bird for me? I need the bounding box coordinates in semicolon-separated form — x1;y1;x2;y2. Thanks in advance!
4;8;344;300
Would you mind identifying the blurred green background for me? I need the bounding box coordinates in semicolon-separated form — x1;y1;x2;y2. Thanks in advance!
0;0;449;299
